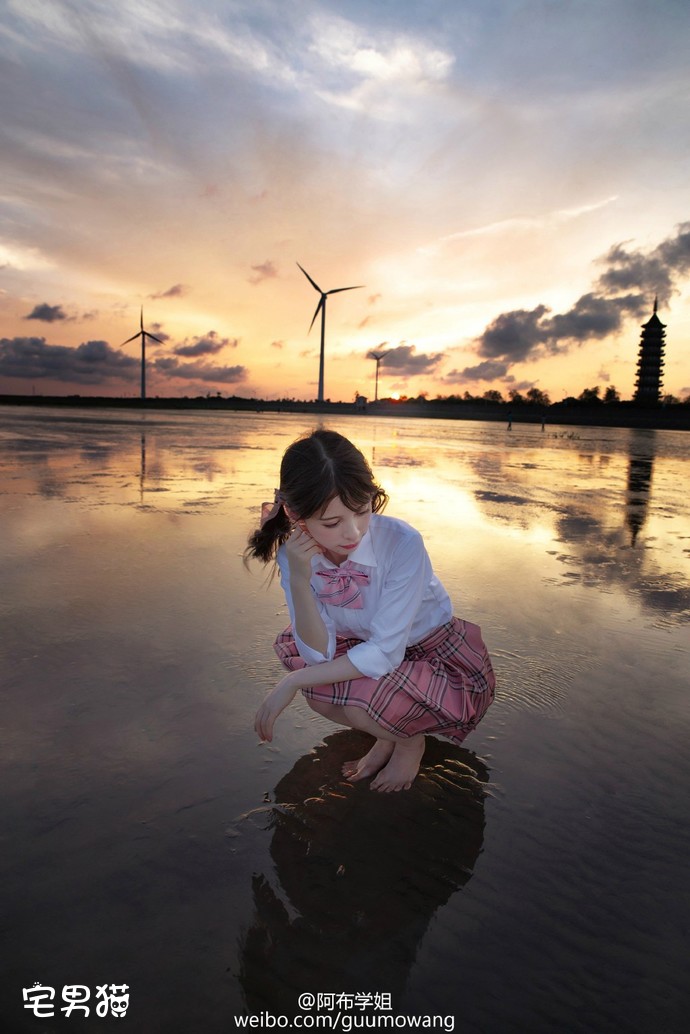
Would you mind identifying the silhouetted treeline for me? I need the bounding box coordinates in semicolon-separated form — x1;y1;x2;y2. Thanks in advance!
1;392;689;430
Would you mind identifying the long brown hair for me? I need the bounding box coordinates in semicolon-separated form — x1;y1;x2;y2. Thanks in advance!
245;429;388;564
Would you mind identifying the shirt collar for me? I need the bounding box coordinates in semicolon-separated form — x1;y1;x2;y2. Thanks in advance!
347;525;376;567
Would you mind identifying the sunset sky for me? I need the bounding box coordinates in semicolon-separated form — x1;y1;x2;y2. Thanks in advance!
1;0;689;403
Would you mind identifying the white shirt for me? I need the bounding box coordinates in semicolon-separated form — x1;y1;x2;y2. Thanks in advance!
276;513;453;679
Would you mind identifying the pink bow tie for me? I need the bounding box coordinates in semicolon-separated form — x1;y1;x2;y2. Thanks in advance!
314;562;370;609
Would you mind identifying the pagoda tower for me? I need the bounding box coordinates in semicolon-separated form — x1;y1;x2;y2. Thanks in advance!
633;298;666;404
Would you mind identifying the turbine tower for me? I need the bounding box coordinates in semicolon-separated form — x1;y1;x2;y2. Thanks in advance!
367;348;387;402
297;263;363;402
121;307;164;401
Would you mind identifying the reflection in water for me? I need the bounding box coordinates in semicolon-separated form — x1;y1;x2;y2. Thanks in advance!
238;731;488;1013
445;421;690;625
140;425;147;503
548;428;690;622
625;430;655;547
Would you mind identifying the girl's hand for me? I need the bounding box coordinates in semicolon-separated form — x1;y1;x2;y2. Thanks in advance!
254;673;300;742
285;524;321;580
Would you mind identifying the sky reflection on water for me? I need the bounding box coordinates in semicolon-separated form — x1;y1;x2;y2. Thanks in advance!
1;407;689;1033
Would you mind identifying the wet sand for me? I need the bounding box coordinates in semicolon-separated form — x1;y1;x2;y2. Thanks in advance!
1;407;689;1032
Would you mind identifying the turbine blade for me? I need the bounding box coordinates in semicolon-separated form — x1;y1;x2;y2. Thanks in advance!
121;333;140;346
326;285;364;295
308;297;324;333
145;333;165;344
140;306;144;330
297;262;322;294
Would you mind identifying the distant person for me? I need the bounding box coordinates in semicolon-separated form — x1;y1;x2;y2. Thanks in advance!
507;410;513;430
245;430;495;792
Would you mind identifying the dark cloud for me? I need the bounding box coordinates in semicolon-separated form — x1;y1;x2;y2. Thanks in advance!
173;331;237;357
477;294;646;364
656;224;690;274
153;357;247;384
475;221;690;367
598;224;690;302
249;261;278;285
373;343;444;376
443;359;509;383
0;336;138;384
149;284;188;299
546;291;647;346
596;244;674;301
477;306;550;361
24;303;68;323
0;336;246;389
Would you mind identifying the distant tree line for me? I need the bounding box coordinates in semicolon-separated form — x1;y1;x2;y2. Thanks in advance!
389;386;690;406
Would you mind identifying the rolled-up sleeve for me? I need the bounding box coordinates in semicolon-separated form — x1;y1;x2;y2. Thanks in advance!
276;550;337;665
346;530;430;679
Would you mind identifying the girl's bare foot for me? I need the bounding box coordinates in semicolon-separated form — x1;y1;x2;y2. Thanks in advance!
370;736;425;793
342;738;395;782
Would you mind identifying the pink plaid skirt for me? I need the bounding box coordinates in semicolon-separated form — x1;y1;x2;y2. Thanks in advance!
274;617;495;743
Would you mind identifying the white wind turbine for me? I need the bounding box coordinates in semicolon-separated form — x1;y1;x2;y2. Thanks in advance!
120;307;164;401
367;347;388;402
297;263;363;402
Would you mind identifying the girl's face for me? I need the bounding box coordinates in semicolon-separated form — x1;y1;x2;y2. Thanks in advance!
301;495;372;563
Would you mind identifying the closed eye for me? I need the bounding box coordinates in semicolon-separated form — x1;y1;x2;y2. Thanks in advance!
320;509;370;527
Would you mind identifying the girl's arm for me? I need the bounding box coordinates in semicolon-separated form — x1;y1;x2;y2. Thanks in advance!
254;654;363;742
282;527;330;655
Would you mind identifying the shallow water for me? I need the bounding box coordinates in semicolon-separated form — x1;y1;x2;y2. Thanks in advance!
1;407;689;1033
